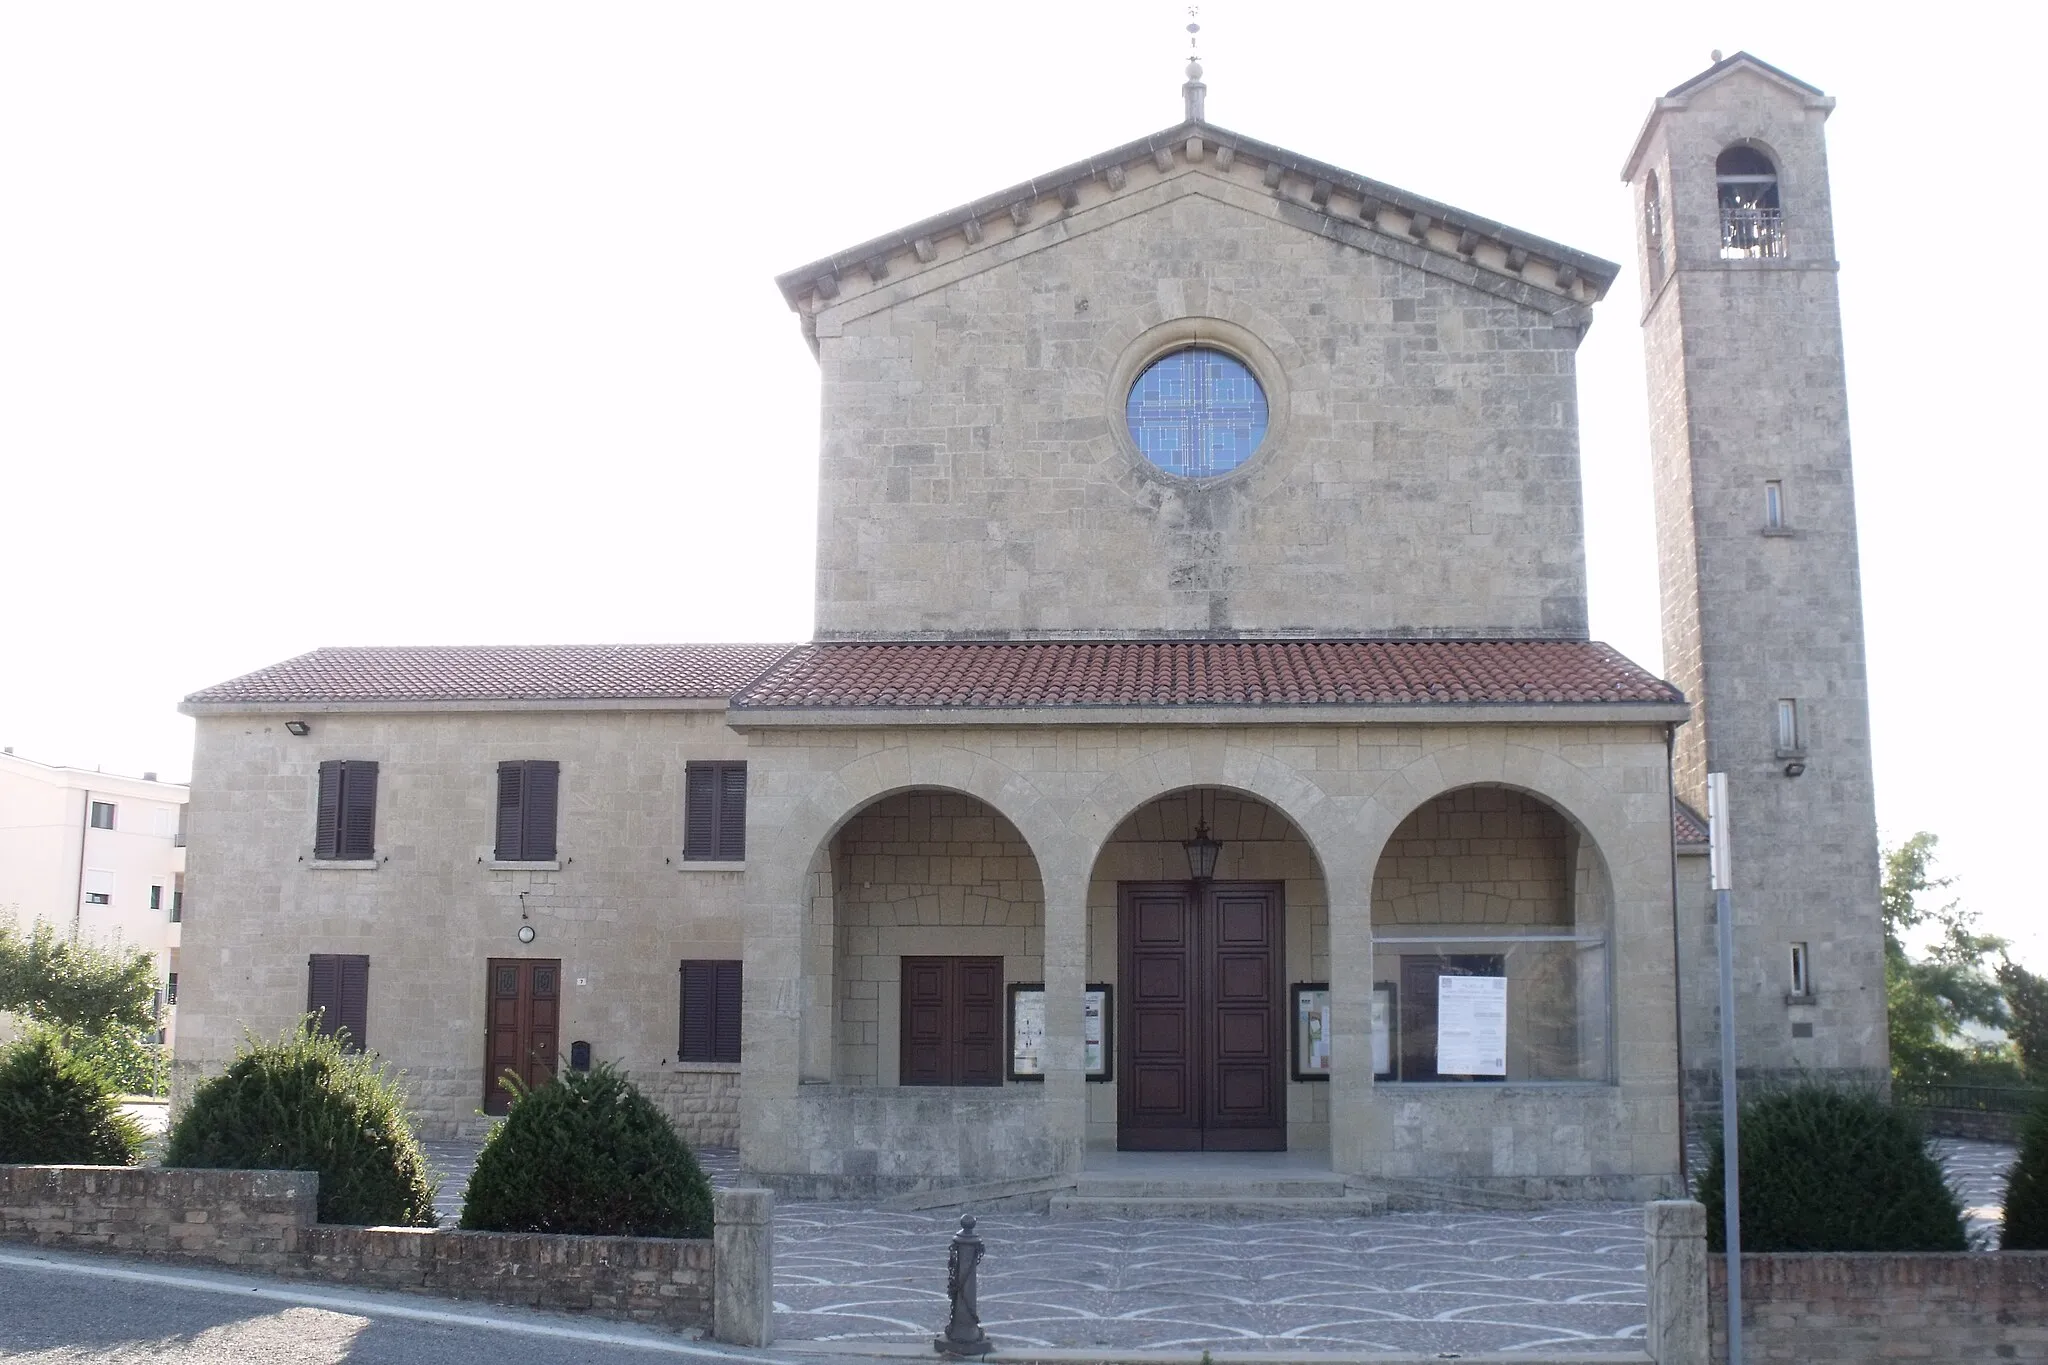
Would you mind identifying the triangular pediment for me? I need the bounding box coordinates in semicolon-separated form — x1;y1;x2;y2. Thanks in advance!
775;120;1617;349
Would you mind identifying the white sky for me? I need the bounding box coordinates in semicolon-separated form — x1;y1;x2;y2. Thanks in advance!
3;3;2041;958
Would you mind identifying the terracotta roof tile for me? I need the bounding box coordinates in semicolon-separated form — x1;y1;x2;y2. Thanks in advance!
184;644;798;706
731;640;1680;710
1674;799;1710;847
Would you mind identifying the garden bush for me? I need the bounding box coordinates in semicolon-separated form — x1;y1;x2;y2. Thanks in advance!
2000;1088;2048;1249
165;1020;436;1227
460;1063;712;1238
0;1030;145;1165
1695;1084;1965;1251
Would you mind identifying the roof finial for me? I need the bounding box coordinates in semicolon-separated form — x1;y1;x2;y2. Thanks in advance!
1711;49;1724;63
1182;7;1206;123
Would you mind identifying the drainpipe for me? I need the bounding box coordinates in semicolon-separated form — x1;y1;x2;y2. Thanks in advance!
73;786;91;942
1664;723;1688;1187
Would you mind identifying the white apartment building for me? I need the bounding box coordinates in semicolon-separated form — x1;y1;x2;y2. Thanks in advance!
0;748;188;1046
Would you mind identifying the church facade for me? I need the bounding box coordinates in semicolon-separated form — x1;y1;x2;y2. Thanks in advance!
175;53;1881;1200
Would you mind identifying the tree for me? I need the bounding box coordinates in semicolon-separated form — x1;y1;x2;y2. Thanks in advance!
1881;833;2019;1084
1998;957;2048;1081
0;916;158;1034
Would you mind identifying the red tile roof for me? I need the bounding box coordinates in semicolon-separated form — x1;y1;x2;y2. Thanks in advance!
731;640;1680;710
1674;800;1710;847
184;644;798;706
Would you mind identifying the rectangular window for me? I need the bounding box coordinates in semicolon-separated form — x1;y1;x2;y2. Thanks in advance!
84;891;111;905
684;761;747;861
1776;698;1802;754
89;801;116;830
494;760;561;862
1764;480;1785;530
315;760;379;860
83;868;115;907
171;873;184;922
166;972;178;1006
899;956;1003;1087
307;953;369;1051
1790;942;1812;997
149;884;163;911
678;959;742;1063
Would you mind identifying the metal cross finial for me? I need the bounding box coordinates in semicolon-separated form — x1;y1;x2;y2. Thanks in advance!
1182;7;1207;123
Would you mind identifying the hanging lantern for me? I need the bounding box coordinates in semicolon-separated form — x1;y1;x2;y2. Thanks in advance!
1182;819;1222;882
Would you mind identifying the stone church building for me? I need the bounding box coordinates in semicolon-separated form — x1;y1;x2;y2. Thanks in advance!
176;52;1884;1200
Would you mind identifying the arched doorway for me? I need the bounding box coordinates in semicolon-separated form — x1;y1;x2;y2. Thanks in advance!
1086;786;1330;1152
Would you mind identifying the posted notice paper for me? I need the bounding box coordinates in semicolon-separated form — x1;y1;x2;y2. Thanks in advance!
1436;974;1507;1076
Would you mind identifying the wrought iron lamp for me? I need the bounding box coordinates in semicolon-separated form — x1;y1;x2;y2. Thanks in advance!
1182;820;1222;882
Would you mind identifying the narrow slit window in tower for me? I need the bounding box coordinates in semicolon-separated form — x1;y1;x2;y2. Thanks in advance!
1643;171;1666;289
1717;146;1783;259
1765;480;1785;530
1776;698;1802;754
1789;942;1812;997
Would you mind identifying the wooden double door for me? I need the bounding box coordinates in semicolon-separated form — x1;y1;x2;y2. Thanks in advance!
483;957;560;1115
1118;882;1286;1151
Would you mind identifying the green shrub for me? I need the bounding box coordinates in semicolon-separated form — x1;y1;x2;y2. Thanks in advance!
64;1027;169;1098
2001;1088;2048;1249
460;1064;711;1238
0;1030;145;1165
1695;1084;1965;1252
165;1021;436;1227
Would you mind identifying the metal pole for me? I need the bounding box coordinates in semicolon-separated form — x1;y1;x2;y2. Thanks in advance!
1707;772;1742;1364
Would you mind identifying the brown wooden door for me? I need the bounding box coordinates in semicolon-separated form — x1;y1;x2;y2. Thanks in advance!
899;956;1002;1086
483;958;560;1114
1118;882;1285;1151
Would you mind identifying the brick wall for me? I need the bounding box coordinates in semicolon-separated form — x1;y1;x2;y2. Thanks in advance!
0;1165;724;1335
1708;1252;2048;1362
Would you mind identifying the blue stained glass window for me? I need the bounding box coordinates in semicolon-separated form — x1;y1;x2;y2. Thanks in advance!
1125;347;1269;479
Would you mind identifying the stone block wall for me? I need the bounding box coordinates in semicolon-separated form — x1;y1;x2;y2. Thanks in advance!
1371;786;1571;927
1707;1252;2048;1362
0;1165;313;1266
643;1064;741;1148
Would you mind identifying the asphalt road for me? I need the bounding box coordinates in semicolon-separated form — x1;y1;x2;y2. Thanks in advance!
0;1247;818;1365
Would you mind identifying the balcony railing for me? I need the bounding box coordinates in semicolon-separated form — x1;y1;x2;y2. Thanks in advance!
1720;207;1785;259
1894;1082;2039;1115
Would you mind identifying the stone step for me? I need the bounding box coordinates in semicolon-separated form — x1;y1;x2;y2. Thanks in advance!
1073;1176;1351;1200
1049;1192;1387;1220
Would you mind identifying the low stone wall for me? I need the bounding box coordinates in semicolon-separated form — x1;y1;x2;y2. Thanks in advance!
644;1065;741;1149
1707;1251;2048;1362
0;1165;771;1343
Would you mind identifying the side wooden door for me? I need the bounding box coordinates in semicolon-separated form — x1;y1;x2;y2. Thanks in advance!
899;956;1003;1086
1118;883;1202;1150
483;957;561;1114
1202;882;1286;1150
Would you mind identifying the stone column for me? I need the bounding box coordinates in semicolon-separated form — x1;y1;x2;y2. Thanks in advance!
1039;861;1088;1175
1644;1199;1708;1365
1325;854;1374;1176
713;1187;775;1346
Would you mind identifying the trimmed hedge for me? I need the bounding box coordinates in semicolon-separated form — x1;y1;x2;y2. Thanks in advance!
0;1030;145;1165
2001;1088;2048;1249
1695;1084;1965;1252
165;1021;436;1227
460;1064;711;1238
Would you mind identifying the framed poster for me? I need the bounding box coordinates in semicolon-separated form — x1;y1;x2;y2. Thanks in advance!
1007;982;1046;1081
1372;981;1398;1081
1436;973;1508;1077
1084;983;1114;1082
1291;983;1333;1081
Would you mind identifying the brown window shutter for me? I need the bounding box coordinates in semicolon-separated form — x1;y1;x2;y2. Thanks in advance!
716;764;747;861
315;762;344;859
523;761;559;862
679;960;715;1061
339;762;378;860
495;762;524;860
684;764;716;859
337;954;369;1052
308;953;339;1030
713;961;742;1063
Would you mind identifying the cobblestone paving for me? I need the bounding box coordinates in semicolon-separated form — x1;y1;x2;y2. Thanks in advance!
775;1203;1649;1355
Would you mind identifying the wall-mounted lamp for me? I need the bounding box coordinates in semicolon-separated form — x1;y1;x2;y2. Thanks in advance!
1783;760;1806;778
284;721;311;737
1182;786;1224;882
517;924;536;944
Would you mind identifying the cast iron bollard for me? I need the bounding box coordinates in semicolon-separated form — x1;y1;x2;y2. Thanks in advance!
933;1213;992;1357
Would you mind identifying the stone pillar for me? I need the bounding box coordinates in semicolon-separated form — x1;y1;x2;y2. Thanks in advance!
1325;855;1374;1176
1039;861;1089;1174
1644;1199;1708;1365
713;1187;775;1347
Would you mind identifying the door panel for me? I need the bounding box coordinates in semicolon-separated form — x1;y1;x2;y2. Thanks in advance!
1118;882;1285;1151
899;955;1003;1087
483;958;562;1115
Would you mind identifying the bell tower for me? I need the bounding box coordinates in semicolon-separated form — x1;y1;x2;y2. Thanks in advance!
1625;53;1888;1093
